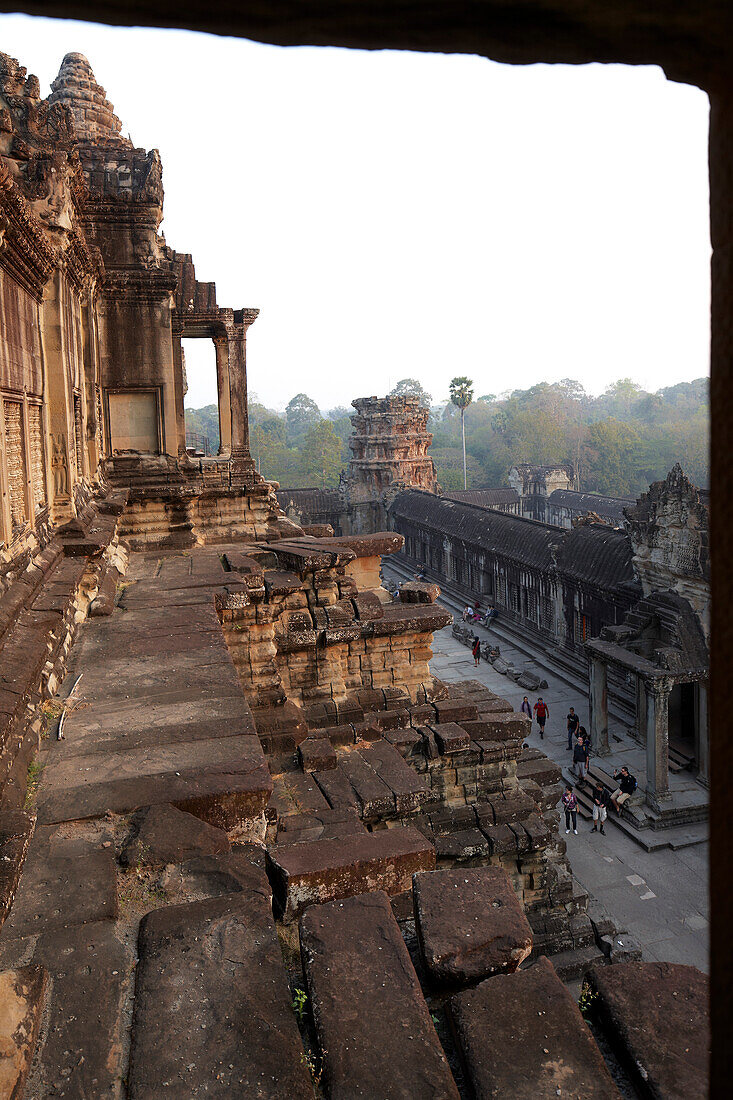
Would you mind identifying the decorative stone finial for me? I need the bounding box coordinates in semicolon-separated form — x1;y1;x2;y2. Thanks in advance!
48;53;130;146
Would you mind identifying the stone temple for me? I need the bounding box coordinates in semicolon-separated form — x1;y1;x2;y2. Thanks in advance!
0;50;709;1098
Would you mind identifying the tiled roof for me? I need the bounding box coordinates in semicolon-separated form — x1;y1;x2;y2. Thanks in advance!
549;489;634;521
444;489;520;507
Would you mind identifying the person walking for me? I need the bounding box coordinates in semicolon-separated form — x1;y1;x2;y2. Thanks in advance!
533;697;549;739
471;636;481;667
573;734;590;783
561;786;578;834
591;782;610;834
566;707;580;750
521;696;532;720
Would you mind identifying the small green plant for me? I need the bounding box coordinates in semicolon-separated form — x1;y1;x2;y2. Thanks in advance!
25;760;44;809
300;1049;325;1086
578;981;598;1017
292;987;308;1023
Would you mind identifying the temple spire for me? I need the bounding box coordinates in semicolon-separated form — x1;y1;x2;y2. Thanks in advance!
48;52;130;146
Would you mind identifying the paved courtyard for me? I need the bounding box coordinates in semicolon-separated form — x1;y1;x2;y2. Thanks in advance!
429;622;709;973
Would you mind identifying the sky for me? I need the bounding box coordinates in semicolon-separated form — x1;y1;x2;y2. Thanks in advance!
0;14;712;412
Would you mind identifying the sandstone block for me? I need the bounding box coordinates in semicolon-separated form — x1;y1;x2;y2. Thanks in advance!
300;891;459;1099
298;736;337;772
267;826;435;920
413;866;532;985
587;960;709;1099
122;803;231;867
449;956;618;1099
129;891;312;1098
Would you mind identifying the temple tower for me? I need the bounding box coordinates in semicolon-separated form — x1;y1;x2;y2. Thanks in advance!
346;395;440;534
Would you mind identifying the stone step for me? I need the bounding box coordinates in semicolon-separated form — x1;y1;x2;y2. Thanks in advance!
128;890;314;1099
586;960;709;1099
448;956;619;1099
413;866;533;985
299;891;460;1099
267;825;435;921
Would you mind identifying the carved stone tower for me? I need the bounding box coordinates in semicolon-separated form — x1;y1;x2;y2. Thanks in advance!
346;395;440;534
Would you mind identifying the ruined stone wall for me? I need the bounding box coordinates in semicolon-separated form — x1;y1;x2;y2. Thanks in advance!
215;534;450;711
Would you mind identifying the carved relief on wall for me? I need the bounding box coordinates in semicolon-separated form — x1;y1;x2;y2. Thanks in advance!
51;433;69;499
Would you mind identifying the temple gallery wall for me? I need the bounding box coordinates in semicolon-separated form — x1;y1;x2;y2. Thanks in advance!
0;27;716;1100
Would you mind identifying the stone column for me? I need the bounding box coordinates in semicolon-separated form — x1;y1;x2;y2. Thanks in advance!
645;677;672;810
226;310;259;468
635;676;647;743
171;329;187;458
213;335;232;455
696;681;709;787
589;656;610;756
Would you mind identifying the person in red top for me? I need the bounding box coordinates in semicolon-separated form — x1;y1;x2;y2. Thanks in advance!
533;697;549;739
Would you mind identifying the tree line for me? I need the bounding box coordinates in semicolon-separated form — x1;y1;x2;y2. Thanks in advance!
184;375;709;496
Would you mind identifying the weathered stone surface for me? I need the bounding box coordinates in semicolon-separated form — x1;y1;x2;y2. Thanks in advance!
298;736;337;772
0;811;34;932
123;802;231;866
432;721;471;754
160;846;268;904
129;892;313;1099
413;866;533;985
2;830;118;939
300;891;459;1099
357;738;431;812
449;956;619;1099
37;733;272;829
587;960;709;1099
268;826;435;920
30;920;131;1099
0;965;47;1100
399;580;441;603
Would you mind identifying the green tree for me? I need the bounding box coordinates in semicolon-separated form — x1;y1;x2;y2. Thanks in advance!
449;376;474;489
286;393;321;442
301;420;344;488
389;378;432;407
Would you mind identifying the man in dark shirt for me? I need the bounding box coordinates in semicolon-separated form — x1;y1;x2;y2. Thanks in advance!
610;766;637;813
566;707;580;750
591;782;610;834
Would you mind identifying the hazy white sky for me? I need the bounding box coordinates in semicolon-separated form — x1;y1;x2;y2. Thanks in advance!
0;15;711;412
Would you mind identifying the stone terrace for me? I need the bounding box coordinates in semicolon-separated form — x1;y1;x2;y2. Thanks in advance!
0;543;710;1097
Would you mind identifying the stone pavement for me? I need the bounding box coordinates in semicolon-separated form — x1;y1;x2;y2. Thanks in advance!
429;625;709;973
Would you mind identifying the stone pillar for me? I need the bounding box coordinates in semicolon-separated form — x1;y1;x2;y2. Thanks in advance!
589;656;609;756
213;336;232;455
645;677;672;810
227;310;258;466
696;681;709;787
171;330;187;458
635;676;647;743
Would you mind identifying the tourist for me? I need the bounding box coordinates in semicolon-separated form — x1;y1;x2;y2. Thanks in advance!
610;766;637;814
561;786;578;834
573;734;590;783
566;707;580;749
483;605;497;628
591;782;610;834
463;604;473;622
472;636;481;667
533;697;549;739
521;696;532;719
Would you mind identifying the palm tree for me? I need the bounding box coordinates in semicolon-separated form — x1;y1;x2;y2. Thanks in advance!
450;376;474;489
